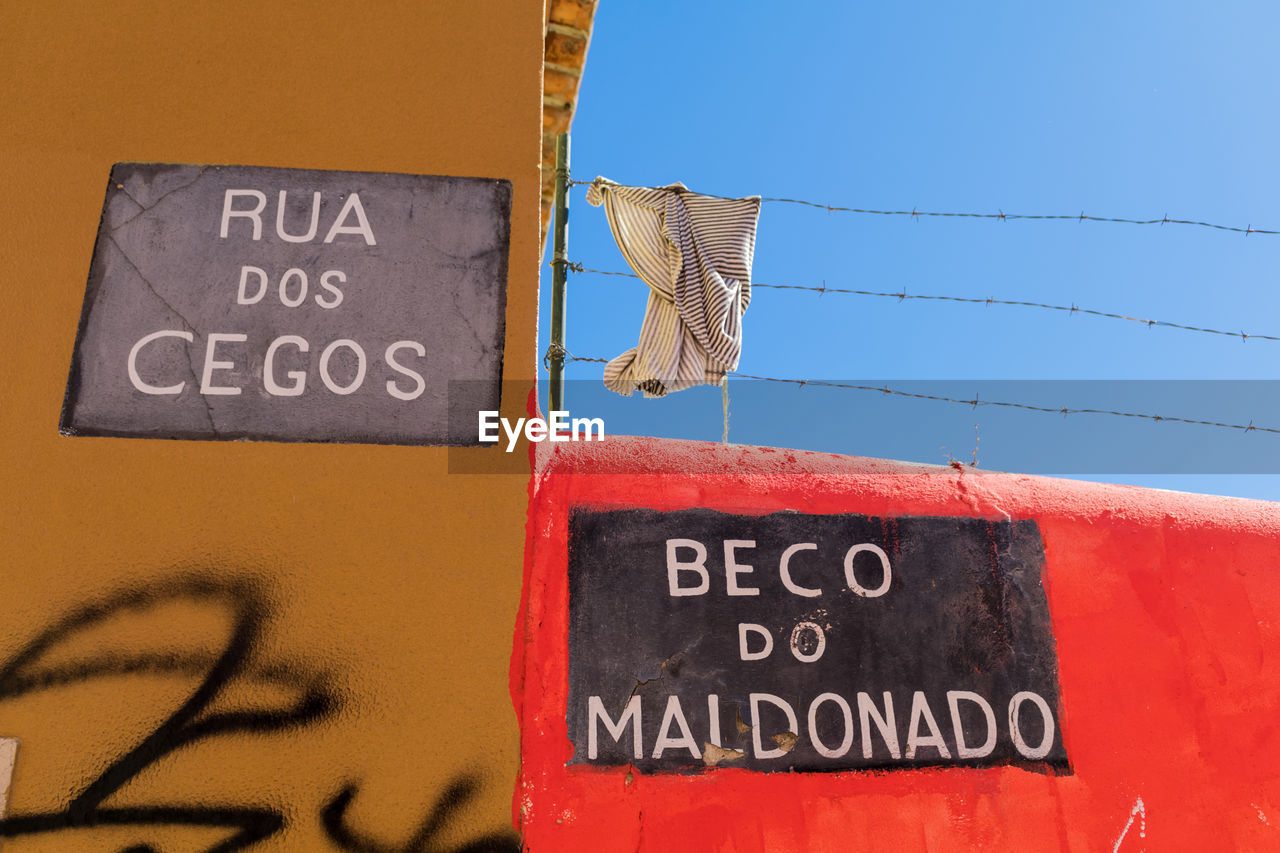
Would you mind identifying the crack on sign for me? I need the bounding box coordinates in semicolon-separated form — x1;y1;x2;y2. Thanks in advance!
109;168;209;232
113;183;146;216
449;283;494;368
105;234;218;435
627;651;687;700
702;743;745;767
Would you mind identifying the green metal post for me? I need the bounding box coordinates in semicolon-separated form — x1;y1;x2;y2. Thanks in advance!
549;132;570;415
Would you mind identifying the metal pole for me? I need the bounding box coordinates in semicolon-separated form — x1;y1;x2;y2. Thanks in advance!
549;132;570;415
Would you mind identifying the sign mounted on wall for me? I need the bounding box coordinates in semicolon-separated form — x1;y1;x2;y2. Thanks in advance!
61;163;511;444
567;507;1070;774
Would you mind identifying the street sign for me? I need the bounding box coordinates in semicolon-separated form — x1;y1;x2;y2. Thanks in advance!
61;163;511;444
568;507;1069;774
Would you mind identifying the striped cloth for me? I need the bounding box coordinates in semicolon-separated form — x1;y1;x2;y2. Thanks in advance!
586;177;761;397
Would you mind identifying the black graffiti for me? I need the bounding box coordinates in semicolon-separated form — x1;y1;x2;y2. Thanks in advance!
0;575;521;852
323;776;519;853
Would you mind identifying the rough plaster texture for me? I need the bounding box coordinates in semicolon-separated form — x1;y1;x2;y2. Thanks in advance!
0;1;542;850
516;435;1280;851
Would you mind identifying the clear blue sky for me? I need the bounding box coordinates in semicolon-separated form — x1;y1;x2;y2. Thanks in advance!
540;2;1280;501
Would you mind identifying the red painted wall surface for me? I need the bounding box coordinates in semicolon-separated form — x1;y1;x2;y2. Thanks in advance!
513;436;1280;851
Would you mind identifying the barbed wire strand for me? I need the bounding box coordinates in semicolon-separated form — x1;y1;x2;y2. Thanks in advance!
565;179;1276;237
563;262;1276;344
553;352;1276;436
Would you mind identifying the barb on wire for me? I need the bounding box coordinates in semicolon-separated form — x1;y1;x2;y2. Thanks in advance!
557;354;1277;436
565;264;1277;344
565;179;1275;237
542;343;600;371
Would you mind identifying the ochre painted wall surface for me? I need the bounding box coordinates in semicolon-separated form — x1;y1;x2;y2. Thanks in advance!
0;3;542;850
516;437;1280;851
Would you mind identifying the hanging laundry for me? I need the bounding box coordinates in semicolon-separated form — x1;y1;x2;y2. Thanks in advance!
586;177;761;397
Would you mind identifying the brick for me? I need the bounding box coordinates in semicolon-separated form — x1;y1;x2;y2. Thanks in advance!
543;106;572;136
548;0;596;33
544;30;586;67
543;67;580;101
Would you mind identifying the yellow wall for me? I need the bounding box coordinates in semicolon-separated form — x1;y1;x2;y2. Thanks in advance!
0;2;541;850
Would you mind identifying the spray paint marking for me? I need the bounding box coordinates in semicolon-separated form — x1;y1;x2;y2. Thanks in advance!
0;577;519;852
1113;797;1146;853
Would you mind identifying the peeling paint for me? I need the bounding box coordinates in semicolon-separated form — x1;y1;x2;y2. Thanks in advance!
0;737;16;820
771;732;799;754
1112;797;1146;852
702;743;746;767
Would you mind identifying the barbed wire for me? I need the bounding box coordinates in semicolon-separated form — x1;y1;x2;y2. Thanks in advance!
565;179;1277;236
563;262;1277;343
555;353;1277;436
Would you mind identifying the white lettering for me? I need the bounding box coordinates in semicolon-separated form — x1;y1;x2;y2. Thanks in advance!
948;690;998;759
275;190;321;243
501;417;524;453
588;695;641;760
652;695;701;759
738;623;773;661
779;543;821;597
323;193;377;244
236;265;268;304
263;335;309;397
199;333;246;395
844;543;892;598
525;417;548;443
666;539;709;597
478;410;500;443
549;410;569;441
278;268;308;308
318;339;366;395
478;412;606;450
128;330;192;395
857;691;901;759
808;693;854;759
789;621;826;663
906;691;951;759
750;693;799;759
384;341;426;401
724;540;759;596
316;269;346;309
571;416;605;440
1008;691;1055;760
220;189;267;240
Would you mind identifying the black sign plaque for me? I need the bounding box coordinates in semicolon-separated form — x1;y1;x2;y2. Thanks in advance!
567;507;1069;774
61;163;510;444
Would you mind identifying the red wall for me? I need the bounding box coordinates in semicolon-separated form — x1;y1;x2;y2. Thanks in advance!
513;436;1280;851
